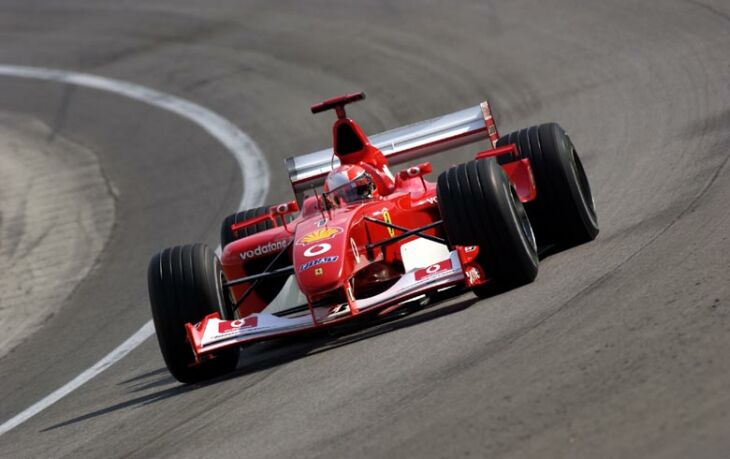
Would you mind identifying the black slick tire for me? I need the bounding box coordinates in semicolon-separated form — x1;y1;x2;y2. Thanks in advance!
148;243;239;384
437;158;538;296
496;123;598;248
220;206;274;249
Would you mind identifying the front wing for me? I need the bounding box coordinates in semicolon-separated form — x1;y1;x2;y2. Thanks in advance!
186;250;477;358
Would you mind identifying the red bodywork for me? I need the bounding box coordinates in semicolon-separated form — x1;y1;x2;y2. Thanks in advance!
186;93;537;359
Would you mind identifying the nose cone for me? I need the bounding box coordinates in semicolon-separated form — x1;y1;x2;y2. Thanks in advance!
293;222;350;297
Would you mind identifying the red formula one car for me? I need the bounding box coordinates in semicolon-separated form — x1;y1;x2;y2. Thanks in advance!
148;92;598;383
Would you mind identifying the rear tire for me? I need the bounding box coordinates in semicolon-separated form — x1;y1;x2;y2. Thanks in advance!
220;206;291;307
148;244;239;384
220;206;274;249
437;158;538;295
496;123;598;248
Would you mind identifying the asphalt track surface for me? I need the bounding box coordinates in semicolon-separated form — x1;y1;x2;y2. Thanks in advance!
0;1;729;457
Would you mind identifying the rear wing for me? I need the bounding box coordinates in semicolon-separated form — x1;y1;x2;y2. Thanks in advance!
285;100;500;201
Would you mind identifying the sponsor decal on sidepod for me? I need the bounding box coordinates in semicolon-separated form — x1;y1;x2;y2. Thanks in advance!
239;238;291;260
299;256;338;272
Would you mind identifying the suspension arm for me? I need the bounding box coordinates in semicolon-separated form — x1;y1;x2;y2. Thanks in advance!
365;219;444;252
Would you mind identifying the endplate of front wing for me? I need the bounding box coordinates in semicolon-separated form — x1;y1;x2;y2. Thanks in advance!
187;251;467;357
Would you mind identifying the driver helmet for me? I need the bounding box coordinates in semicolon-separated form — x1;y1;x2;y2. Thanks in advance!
324;164;375;203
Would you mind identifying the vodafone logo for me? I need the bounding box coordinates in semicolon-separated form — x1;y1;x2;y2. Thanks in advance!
275;203;288;213
398;163;432;181
239;238;291;260
218;316;258;334
303;243;331;257
415;259;453;281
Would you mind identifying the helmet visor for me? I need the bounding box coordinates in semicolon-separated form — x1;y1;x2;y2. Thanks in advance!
325;174;374;205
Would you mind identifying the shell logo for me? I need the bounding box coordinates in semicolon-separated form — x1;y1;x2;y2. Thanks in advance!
297;227;342;245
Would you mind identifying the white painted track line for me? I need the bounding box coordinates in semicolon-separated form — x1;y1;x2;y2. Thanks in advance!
0;65;268;436
0;322;155;435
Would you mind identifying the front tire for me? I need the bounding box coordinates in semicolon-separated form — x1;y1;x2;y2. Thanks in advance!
437;158;538;295
148;244;239;384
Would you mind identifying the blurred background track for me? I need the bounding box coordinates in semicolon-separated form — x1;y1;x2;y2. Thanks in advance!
0;1;728;457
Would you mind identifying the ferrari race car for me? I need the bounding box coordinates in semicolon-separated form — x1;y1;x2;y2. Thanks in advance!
148;92;599;383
